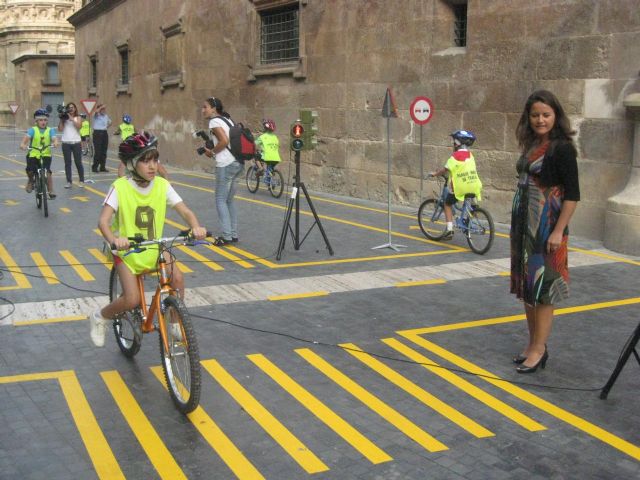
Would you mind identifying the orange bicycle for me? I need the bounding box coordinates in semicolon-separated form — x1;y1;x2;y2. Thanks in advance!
108;230;210;413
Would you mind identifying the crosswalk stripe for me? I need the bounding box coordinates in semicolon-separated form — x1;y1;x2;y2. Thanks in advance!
201;359;329;474
60;249;95;281
205;245;254;268
176;245;224;271
87;248;113;271
248;353;392;464
30;251;59;284
0;242;31;290
296;348;448;452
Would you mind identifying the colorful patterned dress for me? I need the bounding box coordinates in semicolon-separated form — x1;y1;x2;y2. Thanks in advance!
510;142;570;305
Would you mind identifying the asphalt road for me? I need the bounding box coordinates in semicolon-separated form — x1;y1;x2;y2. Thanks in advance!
0;128;639;479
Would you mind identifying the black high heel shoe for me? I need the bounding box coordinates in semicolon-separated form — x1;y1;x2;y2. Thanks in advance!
512;353;527;364
516;348;548;374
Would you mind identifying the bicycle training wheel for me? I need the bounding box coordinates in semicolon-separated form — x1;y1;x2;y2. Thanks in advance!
40;172;48;218
418;198;448;240
109;265;142;357
159;296;201;413
268;169;284;198
246;166;260;193
465;206;495;255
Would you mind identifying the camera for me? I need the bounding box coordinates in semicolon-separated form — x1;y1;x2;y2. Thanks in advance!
193;130;214;156
57;104;71;120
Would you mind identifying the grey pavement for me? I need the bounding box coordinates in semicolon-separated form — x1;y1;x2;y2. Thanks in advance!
0;131;639;479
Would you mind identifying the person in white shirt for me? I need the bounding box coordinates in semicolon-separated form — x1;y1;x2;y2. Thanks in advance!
57;102;85;188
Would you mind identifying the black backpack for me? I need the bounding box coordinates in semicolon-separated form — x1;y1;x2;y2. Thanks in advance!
215;116;256;163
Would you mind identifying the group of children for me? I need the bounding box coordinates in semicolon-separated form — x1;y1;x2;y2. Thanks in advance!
20;107;482;348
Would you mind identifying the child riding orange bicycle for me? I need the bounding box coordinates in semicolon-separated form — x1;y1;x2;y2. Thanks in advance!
91;132;206;347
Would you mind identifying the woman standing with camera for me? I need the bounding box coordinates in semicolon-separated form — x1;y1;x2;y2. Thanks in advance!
58;102;85;188
201;96;244;245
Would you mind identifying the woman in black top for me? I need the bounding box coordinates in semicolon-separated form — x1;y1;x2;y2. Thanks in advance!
510;90;580;373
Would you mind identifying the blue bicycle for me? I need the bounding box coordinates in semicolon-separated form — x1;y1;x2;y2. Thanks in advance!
245;153;284;198
418;176;495;254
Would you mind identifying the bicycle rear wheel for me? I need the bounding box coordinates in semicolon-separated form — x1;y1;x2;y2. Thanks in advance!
268;169;284;198
465;206;495;255
109;265;142;357
418;198;447;240
246;166;260;193
159;296;201;413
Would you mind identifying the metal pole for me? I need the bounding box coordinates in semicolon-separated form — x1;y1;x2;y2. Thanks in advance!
419;124;424;203
387;117;392;244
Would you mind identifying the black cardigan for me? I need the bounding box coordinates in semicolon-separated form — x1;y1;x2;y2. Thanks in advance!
521;141;581;201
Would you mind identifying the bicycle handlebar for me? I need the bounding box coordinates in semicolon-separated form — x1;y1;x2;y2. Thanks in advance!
111;229;213;252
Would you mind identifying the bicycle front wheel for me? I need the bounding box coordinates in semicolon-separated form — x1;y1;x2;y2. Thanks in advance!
40;172;48;217
159;296;201;414
418;198;447;240
35;173;42;210
246;166;260;193
268;169;284;198
109;266;143;357
465;206;495;255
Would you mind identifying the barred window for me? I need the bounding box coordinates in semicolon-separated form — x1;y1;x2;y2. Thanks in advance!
46;62;59;84
453;3;467;47
90;56;97;88
260;6;299;64
119;48;129;85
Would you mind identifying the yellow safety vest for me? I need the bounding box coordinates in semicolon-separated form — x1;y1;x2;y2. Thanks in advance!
112;177;169;274
119;123;135;141
445;151;482;201
28;127;52;158
255;132;281;163
80;120;91;136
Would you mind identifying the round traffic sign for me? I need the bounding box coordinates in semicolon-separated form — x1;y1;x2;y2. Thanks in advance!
409;96;434;125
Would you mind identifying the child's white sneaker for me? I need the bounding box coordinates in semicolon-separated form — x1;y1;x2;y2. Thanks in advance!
90;309;109;347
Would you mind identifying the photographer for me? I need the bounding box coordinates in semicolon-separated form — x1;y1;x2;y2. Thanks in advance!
92;103;112;172
57;102;85;188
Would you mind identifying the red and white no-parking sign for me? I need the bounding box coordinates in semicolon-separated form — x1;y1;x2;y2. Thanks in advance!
409;96;434;125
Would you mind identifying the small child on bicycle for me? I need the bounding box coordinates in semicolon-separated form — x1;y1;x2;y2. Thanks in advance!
429;130;482;239
20;108;60;198
254;119;281;174
90;132;206;347
79;113;91;154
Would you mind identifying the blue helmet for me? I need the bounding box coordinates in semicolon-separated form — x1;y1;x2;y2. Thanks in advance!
123;114;132;124
34;108;49;120
450;129;476;147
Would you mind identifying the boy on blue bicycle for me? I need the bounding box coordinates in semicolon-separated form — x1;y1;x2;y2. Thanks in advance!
429;130;483;240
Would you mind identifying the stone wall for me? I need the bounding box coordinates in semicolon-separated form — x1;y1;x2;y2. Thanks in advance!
68;0;640;240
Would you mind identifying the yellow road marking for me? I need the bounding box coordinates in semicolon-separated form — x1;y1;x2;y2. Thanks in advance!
59;249;95;281
81;183;107;197
395;279;447;288
150;367;264;480
569;246;640;266
88;248;113;271
0;370;124;479
2;169;17;176
268;291;329;301
225;245;280;268
402;334;640;461
60;207;71;213
297;348;448;452
340;343;494;438
202;359;329;474
101;371;187;480
248;353;392;464
382;338;546;432
14;315;87;326
0;242;31;290
205;245;254;268
176;245;224;271
30;251;59;284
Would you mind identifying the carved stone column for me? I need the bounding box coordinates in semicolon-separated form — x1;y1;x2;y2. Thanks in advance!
604;93;640;255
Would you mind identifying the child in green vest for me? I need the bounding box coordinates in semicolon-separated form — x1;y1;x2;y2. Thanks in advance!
90;132;206;347
79;113;91;155
429;130;482;240
20;108;60;198
115;114;136;141
254;119;281;174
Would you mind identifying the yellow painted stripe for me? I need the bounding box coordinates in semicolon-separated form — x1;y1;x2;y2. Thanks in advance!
248;353;391;464
296;348;448;452
205;245;254;268
202;359;328;474
101;371;186;480
80;183;107;197
2;169;17;176
225;245;280;268
268;291;329;301
395;279;447;288
175;260;193;273
400;297;640;336
88;248;113;271
403;334;640;461
0;242;31;290
382;338;545;432
30;251;59;284
59;250;95;281
150;367;264;480
176;245;224;271
60;207;71;213
569;246;640;266
14;315;87;326
340;343;493;439
498;271;510;276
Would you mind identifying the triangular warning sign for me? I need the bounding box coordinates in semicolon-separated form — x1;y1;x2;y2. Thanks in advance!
81;99;97;115
8;103;19;114
381;88;398;118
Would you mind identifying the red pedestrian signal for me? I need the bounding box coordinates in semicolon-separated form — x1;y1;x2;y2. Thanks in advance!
290;122;304;151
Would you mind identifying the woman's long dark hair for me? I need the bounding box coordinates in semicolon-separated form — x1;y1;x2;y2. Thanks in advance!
515;90;575;153
206;97;231;119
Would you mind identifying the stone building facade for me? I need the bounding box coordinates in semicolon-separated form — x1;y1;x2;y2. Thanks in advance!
0;0;80;125
68;0;640;241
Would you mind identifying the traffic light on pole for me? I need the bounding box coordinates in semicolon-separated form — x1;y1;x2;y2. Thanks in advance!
290;121;304;151
299;109;318;150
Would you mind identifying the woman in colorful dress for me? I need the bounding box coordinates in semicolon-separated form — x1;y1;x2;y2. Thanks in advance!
510;90;580;373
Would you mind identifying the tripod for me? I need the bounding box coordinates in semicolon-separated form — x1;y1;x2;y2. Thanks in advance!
276;150;334;261
600;321;640;399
